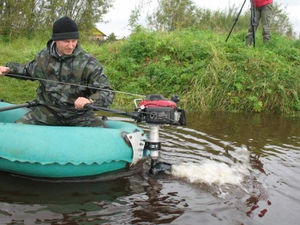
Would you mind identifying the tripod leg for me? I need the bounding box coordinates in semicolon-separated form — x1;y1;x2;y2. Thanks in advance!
251;0;257;47
245;1;257;47
225;0;247;42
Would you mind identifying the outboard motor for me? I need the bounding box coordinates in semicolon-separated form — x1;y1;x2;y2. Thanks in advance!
133;94;186;175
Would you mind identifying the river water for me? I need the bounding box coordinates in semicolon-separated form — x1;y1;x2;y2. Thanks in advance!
0;112;300;224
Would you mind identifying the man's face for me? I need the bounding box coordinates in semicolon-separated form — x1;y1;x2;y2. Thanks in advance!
55;39;78;55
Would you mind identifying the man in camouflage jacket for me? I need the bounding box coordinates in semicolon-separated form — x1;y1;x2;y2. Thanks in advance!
0;16;114;127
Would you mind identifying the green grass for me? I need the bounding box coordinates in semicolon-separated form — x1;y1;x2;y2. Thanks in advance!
1;29;300;115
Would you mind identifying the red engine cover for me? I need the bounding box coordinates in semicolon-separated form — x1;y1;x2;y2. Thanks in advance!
139;99;177;109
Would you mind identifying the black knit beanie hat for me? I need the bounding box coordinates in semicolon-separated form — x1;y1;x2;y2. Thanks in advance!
52;16;79;40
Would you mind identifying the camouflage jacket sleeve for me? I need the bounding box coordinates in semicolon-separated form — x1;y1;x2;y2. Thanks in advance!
85;58;114;108
5;54;38;80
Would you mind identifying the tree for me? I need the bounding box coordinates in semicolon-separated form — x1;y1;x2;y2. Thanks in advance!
0;0;114;38
147;0;296;38
105;32;117;42
128;0;152;33
271;3;294;37
147;0;200;32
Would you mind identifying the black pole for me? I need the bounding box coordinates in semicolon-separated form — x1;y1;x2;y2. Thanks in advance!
250;0;257;47
0;100;39;112
86;104;135;117
225;0;247;42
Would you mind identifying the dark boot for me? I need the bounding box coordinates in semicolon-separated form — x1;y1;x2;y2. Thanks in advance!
245;37;252;46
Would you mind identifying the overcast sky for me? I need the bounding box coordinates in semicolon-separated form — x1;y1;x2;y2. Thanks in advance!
97;0;300;38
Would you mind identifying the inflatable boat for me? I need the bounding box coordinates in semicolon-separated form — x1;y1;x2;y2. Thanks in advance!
0;101;148;179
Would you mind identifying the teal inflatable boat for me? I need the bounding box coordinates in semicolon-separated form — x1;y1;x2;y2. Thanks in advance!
0;101;148;179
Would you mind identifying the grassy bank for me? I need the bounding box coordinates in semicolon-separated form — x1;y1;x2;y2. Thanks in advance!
1;29;300;114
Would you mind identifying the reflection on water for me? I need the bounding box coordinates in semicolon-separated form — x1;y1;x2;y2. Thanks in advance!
1;112;300;224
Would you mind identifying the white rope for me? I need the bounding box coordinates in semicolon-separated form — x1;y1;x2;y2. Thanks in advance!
4;73;145;97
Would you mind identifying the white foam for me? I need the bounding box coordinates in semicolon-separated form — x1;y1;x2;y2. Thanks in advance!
171;149;251;186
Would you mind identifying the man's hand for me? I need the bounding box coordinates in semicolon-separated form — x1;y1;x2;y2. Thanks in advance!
0;66;10;76
74;97;93;109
